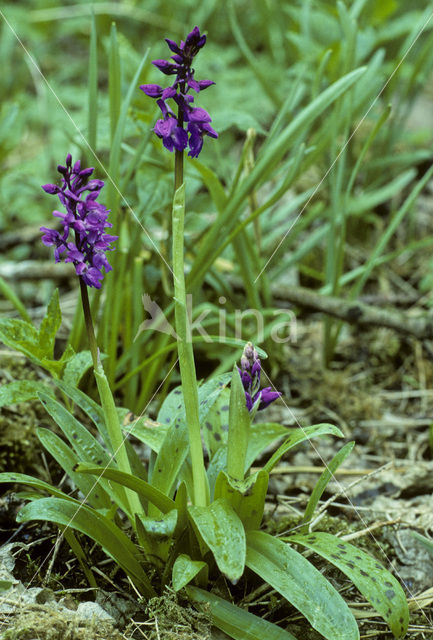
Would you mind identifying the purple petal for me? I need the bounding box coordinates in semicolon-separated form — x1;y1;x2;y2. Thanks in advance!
42;183;61;194
140;84;163;98
152;59;179;75
258;388;282;410
198;79;215;90
188;107;211;123
161;86;177;100
165;38;181;54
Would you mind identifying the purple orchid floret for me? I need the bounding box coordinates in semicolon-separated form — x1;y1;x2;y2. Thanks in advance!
40;155;118;289
238;342;281;412
140;25;217;158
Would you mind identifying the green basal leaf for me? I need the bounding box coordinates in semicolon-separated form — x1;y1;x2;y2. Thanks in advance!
38;393;128;512
288;532;409;638
246;422;291;471
16;497;155;597
37;428;111;511
263;423;344;473
172;554;207;592
38;288;61;360
202;387;230;458
0;318;42;363
157;373;231;427
38;393;113;468
62;350;94;387
123;416;168;454
0;471;80;502
214;469;269;531
0;380;54;408
246;531;359;640
187;586;299;640
300;441;355;533
53;379;109;446
188;498;246;584
74;464;176;515
227;365;251;481
151;374;231;501
207;447;228;499
174;481;188;536
139;509;177;541
150;413;189;501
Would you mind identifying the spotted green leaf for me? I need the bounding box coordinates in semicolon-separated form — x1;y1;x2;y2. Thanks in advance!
0;380;53;408
187;586;299;640
36;427;111;511
263;423;344;473
172;554;207;592
188;498;246;583
38;289;61;360
62;350;94;387
246;530;359;640
287;532;408;638
16;497;155;597
214;469;269;530
300;441;355;533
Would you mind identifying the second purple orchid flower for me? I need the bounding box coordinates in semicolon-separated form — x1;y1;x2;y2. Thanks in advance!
238;343;281;412
140;26;218;158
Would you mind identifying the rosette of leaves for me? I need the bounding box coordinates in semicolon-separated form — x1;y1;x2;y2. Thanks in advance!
0;361;408;640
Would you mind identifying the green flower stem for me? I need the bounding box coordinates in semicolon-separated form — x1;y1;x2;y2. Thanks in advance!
173;150;208;507
79;278;99;370
79;279;142;518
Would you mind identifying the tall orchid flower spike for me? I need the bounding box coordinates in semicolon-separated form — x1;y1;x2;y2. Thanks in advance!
238;342;281;411
40;154;117;289
140;26;217;157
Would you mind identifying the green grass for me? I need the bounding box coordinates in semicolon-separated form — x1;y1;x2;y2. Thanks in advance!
1;0;433;409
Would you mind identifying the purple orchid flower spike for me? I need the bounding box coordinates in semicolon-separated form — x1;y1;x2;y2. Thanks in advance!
40;155;117;289
238;342;281;412
140;26;217;158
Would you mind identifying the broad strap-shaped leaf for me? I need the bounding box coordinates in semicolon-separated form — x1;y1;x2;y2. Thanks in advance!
288;532;409;638
246;531;359;640
227;365;251;480
54;379;109;446
214;469;269;531
157;373;231;427
16;497;155;597
172;554;207;592
187;586;299;640
38;393;111;467
62;350;94;387
300;441;355;533
138;509;177;541
188;498;246;584
0;318;42;363
37;428;111;511
38;289;61;360
122;415;168;454
0;380;54;408
151;374;232;501
202;387;230;457
0;472;80;502
74;463;176;515
246;422;291;471
263;423;343;473
38;393;128;512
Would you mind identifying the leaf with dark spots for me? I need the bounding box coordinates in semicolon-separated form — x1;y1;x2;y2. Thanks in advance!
288;532;408;638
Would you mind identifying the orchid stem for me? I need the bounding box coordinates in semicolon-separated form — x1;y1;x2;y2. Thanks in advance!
172;150;209;507
79;278;142;518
